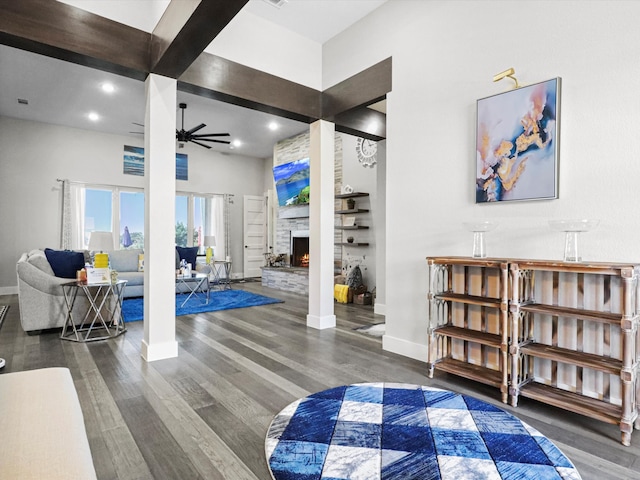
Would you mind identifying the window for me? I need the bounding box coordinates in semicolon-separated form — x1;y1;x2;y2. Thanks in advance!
119;191;144;249
194;195;226;260
71;185;226;255
83;188;113;248
175;195;190;247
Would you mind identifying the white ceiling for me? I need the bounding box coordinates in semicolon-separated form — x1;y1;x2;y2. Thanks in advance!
0;0;386;158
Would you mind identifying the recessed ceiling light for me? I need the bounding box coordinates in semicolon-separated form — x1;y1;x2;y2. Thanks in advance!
101;82;115;93
232;139;242;148
263;0;287;8
88;112;100;122
268;121;279;131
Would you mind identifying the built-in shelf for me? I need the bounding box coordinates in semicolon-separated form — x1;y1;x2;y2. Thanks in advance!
336;192;371;249
336;208;369;214
335;192;370;199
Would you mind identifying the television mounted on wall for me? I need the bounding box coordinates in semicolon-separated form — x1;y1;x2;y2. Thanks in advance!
273;158;310;207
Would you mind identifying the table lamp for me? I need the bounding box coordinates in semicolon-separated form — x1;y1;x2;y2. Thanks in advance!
88;231;114;267
204;235;216;264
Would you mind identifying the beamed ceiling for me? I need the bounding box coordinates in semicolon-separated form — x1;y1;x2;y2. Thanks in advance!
0;0;389;153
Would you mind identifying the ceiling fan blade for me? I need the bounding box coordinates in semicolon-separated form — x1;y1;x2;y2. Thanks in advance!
186;123;206;135
194;138;231;145
192;132;231;138
190;139;212;149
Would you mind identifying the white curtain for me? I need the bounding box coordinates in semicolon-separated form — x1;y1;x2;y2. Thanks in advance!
61;179;72;249
210;195;226;261
61;181;85;250
70;184;85;249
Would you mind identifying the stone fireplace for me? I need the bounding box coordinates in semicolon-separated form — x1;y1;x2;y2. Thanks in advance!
290;230;309;267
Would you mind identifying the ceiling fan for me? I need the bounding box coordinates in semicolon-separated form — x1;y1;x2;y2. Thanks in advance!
176;102;230;149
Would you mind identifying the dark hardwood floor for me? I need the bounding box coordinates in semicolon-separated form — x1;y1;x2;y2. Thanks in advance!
1;282;640;479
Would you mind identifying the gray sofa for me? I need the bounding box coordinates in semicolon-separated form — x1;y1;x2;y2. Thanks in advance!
108;248;145;298
16;249;89;333
16;248;210;334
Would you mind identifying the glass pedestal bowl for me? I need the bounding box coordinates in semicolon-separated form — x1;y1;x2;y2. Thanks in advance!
548;219;600;262
463;221;498;258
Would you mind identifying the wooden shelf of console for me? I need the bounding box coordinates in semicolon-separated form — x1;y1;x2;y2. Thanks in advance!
509;258;640;446
427;255;640;445
427;257;510;404
336;226;369;230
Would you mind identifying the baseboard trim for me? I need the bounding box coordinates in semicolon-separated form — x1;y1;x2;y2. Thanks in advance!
374;302;386;316
306;314;336;330
141;339;178;362
382;334;427;363
0;286;18;296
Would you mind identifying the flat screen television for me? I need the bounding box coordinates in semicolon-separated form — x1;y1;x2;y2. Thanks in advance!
273;158;310;207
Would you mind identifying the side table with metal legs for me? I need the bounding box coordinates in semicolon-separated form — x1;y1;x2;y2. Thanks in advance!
210;260;232;290
60;280;128;342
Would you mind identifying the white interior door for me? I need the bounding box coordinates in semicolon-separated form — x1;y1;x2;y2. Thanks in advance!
243;195;266;278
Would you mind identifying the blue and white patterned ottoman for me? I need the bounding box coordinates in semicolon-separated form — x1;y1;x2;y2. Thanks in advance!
265;383;581;480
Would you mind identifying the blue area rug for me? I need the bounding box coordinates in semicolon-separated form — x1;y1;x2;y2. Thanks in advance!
122;289;283;322
266;383;581;479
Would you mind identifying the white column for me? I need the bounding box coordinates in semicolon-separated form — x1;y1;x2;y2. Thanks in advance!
307;120;336;329
141;73;178;362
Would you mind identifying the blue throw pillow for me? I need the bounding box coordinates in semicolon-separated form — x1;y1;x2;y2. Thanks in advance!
44;248;86;279
176;246;199;267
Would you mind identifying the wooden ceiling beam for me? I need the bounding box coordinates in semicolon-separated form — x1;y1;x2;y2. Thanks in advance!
151;0;249;78
179;53;323;123
0;0;150;80
334;108;386;141
0;1;390;138
322;57;392;120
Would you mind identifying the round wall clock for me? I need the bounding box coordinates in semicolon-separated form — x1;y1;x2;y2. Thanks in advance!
356;138;377;167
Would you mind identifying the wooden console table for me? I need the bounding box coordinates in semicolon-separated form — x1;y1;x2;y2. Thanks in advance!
427;256;640;446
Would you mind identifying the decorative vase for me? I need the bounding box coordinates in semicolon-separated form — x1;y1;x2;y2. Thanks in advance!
346;199;356;210
347;236;354;244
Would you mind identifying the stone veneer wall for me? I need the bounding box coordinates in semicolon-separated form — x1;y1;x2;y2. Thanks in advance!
273;131;343;268
261;267;309;295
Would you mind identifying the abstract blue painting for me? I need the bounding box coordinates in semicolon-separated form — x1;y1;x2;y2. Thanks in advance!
476;78;560;203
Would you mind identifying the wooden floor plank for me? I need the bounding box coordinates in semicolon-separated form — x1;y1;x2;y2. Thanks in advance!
2;284;640;480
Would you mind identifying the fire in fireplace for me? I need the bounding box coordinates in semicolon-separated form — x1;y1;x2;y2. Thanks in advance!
291;230;310;267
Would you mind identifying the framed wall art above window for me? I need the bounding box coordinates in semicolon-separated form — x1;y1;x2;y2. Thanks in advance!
476;77;561;203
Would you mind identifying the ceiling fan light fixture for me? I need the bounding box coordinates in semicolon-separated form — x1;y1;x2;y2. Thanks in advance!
176;103;231;149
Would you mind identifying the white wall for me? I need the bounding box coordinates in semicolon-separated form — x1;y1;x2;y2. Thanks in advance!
340;134;377;290
324;0;640;361
0;116;267;292
206;10;323;90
